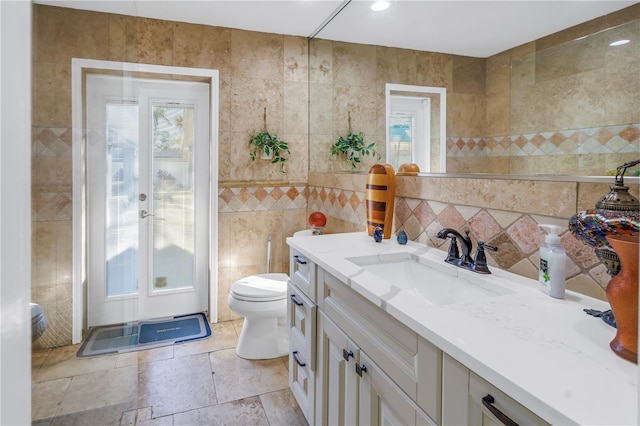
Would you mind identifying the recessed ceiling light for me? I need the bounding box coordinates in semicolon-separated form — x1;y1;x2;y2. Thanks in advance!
371;1;390;12
610;39;630;47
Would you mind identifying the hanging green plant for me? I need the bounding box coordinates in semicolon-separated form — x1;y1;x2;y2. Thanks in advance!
249;107;290;173
330;112;380;169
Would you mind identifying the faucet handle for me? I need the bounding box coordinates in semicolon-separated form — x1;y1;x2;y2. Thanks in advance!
472;241;497;274
478;241;497;252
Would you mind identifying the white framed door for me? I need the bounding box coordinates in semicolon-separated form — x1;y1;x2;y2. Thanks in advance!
86;74;210;327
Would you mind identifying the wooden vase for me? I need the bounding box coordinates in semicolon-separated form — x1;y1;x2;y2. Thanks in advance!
365;164;396;239
605;234;639;363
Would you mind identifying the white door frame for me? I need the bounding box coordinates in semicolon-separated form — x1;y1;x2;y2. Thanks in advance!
72;59;219;343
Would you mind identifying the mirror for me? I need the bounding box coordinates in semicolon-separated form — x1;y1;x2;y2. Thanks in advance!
308;7;639;177
385;84;446;173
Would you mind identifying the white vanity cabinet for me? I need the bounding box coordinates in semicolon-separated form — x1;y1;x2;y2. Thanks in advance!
288;249;317;423
288;249;547;426
287;233;637;425
316;267;441;425
442;354;550;426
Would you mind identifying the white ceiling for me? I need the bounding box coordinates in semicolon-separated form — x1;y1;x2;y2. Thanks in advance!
34;0;638;57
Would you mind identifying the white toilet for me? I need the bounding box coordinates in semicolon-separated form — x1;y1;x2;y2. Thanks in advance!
228;273;290;359
228;230;313;360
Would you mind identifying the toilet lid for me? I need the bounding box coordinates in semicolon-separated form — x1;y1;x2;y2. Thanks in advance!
231;273;289;302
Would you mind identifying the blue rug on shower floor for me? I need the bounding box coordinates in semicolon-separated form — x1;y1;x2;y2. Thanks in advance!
76;312;211;358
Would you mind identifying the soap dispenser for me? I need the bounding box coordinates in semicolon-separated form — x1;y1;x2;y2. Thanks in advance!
538;225;566;299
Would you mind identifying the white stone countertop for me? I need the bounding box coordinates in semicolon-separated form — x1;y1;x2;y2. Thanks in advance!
286;232;638;426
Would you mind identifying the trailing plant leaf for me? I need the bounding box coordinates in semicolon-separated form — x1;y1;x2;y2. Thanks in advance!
248;130;290;173
330;131;380;169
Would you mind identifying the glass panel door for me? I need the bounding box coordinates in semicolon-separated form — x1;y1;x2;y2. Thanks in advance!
105;103;139;297
151;104;195;291
87;74;210;327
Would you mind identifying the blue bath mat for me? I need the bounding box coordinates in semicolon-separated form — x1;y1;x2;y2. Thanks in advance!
77;313;211;358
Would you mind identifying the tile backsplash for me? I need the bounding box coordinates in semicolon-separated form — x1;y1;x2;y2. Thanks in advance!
308;172;640;302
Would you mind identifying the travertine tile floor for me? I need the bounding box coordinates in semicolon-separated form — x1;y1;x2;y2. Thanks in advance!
32;319;307;425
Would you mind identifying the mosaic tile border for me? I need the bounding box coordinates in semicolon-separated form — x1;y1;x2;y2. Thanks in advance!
307;186;608;294
306;186;366;227
218;185;308;212
447;124;640;158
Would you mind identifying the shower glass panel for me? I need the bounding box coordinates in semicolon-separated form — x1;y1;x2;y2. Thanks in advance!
151;104;195;291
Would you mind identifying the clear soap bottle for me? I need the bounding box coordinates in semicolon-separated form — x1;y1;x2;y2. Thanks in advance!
538;224;566;299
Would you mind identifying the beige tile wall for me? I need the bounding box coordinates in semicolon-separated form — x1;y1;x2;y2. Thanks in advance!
309;37;486;174
32;5;308;346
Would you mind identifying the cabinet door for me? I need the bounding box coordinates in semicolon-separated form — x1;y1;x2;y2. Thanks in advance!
443;354;549;426
317;311;359;426
358;351;437;426
468;372;549;426
288;282;317;423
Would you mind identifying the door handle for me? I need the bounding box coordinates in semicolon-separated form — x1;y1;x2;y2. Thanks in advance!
140;210;154;219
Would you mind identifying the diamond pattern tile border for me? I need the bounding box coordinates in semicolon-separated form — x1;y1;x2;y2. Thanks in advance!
447;124;640;158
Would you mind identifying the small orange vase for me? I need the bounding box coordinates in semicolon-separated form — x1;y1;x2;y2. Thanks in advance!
605;234;639;363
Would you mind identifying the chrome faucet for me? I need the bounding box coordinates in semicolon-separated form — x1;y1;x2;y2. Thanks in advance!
436;228;497;274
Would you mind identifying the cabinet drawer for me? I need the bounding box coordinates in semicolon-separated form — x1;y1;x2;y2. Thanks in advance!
287;282;317;371
289;328;313;423
319;269;442;423
469;372;549;426
289;248;316;303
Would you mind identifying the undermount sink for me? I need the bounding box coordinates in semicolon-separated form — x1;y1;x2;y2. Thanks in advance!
347;253;513;307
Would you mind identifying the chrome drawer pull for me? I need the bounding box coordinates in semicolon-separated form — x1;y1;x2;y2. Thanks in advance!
292;350;306;367
290;294;304;306
294;255;307;265
482;394;519;426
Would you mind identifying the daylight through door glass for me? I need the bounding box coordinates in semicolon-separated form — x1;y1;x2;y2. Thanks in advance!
105;102;140;297
151;103;196;291
389;114;414;170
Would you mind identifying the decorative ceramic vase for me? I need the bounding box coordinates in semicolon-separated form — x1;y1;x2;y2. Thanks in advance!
365;164;396;239
605;234;639;363
309;211;327;235
397;163;420;176
397;229;408;245
373;226;383;243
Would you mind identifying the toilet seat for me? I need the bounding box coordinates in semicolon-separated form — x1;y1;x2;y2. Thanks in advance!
230;273;288;302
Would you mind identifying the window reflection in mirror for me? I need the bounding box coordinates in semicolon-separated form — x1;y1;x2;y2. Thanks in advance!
385;84;446;173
